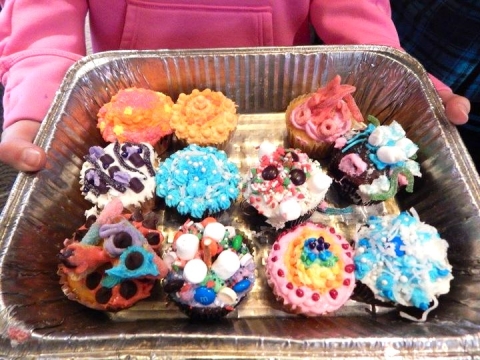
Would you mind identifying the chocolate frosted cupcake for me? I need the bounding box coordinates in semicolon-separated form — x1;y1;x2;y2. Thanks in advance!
58;199;168;311
329;116;421;205
162;217;255;320
80;142;159;216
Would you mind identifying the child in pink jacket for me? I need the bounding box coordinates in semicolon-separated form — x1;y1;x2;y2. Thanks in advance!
0;0;470;172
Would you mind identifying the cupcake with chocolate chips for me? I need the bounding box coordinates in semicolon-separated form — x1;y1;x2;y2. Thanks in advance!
241;141;332;229
80;142;159;216
58;199;168;311
162;217;255;320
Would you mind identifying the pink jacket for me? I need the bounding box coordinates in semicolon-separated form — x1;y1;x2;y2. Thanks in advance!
0;0;449;129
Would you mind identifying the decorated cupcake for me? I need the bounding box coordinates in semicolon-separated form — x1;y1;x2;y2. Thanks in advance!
170;88;238;149
155;144;241;219
353;211;453;321
80;142;158;216
266;221;356;316
241;141;332;229
58;199;168;311
97;87;174;154
285;75;364;159
329;116;422;205
162;217;255;320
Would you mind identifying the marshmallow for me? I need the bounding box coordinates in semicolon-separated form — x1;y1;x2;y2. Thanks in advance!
308;171;332;194
211;250;240;280
183;258;208;284
258;141;277;160
175;233;200;260
203;222;226;242
217;287;238;305
279;198;301;221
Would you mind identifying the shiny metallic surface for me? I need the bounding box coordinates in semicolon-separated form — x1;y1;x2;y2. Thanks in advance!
1;46;480;358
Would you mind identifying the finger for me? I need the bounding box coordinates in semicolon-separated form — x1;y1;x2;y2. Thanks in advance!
438;90;470;125
0;121;46;172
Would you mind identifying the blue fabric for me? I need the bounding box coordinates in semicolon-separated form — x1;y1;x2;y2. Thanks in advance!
391;1;480;168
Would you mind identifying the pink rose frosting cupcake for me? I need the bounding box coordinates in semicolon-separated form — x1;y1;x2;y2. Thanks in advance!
285;75;364;159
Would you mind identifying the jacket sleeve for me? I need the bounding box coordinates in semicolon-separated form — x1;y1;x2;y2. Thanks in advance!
309;0;451;93
0;0;88;129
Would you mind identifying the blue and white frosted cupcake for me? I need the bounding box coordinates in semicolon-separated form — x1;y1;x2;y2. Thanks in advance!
353;211;453;321
329;116;422;205
155;144;241;219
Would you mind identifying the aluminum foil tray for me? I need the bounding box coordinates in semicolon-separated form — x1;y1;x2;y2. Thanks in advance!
1;46;480;358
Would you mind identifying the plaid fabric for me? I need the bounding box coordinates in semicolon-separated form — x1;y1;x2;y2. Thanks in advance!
391;1;480;167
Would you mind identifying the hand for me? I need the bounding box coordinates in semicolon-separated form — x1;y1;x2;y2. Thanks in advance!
438;89;470;125
0;120;46;172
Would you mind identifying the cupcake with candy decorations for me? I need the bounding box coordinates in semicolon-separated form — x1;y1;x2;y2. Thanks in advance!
266;221;356;316
170;88;238;150
80;142;159;217
162;217;255;320
329;116;422;205
97;87;174;154
58;199;168;311
155;144;241;219
285;75;364;159
241;141;332;229
353;211;453;321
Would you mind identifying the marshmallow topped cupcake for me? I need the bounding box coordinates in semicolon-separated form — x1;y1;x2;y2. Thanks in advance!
162;217;255;320
241;141;332;229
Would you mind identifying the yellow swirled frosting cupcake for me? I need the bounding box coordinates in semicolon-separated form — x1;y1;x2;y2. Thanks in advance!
170;88;238;149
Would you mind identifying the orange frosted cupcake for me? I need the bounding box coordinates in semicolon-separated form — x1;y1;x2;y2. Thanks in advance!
170;88;238;149
285;75;364;159
97;87;174;154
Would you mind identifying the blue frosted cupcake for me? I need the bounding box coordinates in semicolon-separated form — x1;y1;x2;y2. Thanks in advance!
353;211;453;321
155;144;241;219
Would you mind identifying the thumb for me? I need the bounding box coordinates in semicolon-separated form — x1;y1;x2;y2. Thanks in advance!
437;90;470;125
0;120;46;172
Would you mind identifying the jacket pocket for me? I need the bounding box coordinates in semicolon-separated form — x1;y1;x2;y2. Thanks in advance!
120;0;274;49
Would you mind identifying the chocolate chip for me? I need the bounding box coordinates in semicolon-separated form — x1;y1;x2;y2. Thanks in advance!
113;231;133;248
129;178;144;193
97;180;109;194
128;153;145;167
95;287;112;304
119;280;138;299
100;154;115;168
146;232;160;246
125;251;144;270
108;165;120;177
58;249;76;268
86;272;102;290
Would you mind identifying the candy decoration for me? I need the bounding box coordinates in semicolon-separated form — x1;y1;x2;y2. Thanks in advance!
217;287;238;305
232;279;252;293
211;250;240;280
203;222;226;242
175;233;200;260
183;258;208;284
194;286;216;305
